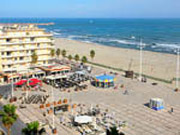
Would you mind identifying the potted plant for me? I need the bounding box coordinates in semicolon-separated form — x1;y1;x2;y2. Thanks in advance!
58;100;62;104
46;103;50;107
63;99;68;104
175;88;179;92
53;101;57;106
39;104;44;109
52;128;57;134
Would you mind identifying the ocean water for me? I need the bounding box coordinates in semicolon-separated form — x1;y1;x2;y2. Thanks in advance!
0;18;180;54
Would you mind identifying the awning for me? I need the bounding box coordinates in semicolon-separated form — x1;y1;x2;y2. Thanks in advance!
14;79;27;86
74;116;93;124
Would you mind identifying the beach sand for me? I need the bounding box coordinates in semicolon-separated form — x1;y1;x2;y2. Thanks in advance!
55;38;177;82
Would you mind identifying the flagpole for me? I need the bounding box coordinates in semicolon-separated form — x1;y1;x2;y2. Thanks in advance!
176;47;180;89
139;38;143;81
52;80;55;129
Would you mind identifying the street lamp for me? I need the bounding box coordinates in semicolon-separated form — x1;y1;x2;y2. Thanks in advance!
51;80;55;131
175;47;180;91
139;38;144;81
10;65;15;98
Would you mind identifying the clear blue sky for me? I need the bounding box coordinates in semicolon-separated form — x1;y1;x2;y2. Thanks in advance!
0;0;180;18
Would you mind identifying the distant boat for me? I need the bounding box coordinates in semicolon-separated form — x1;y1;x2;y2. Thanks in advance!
131;36;136;39
89;20;94;24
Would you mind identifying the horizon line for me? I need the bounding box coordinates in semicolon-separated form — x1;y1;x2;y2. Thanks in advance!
0;17;180;19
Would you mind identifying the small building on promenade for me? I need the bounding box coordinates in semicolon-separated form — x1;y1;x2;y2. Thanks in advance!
93;74;115;88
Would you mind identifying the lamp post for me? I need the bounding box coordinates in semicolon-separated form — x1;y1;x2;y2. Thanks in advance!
51;80;55;130
26;69;30;99
11;65;14;98
176;47;180;90
139;38;143;81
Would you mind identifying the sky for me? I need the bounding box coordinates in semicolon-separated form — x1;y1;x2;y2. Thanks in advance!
0;0;180;18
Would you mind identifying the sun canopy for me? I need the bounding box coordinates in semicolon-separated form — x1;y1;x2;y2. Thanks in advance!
29;78;42;86
45;75;67;80
14;78;42;86
95;75;114;82
74;116;93;124
14;79;27;86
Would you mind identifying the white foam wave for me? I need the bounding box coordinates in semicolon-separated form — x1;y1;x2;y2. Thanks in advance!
110;39;137;45
81;40;93;44
154;43;180;49
53;29;61;32
51;31;61;36
67;35;89;39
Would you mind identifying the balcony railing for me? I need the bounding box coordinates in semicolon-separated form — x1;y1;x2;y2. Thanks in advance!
3;57;52;65
1;46;54;52
1;52;50;58
3;59;31;65
0;39;54;45
0;33;53;39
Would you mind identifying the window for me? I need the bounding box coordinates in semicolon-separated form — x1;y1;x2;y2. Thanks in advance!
7;52;11;56
8;65;11;68
19;57;24;60
14;58;17;61
43;61;46;64
6;38;11;42
37;43;40;47
1;52;4;55
30;37;35;41
2;65;5;68
26;32;29;35
26;50;29;53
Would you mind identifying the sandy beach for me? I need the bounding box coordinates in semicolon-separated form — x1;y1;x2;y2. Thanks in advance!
55;38;177;83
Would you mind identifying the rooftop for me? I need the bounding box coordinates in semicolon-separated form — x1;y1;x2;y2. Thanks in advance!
0;23;54;33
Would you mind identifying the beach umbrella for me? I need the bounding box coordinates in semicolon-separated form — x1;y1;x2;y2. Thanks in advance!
14;79;27;86
29;78;42;86
74;116;93;124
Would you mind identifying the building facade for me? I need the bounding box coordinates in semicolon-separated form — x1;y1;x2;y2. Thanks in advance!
0;24;55;83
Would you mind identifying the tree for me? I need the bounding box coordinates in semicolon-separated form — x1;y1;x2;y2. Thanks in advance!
0;104;18;135
81;56;88;63
74;54;80;62
56;48;61;58
50;49;55;58
62;49;67;58
90;50;95;61
31;52;38;64
22;121;39;135
68;55;72;61
110;126;119;135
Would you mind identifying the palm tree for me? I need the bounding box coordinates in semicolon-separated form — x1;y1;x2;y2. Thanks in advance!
68;55;72;61
74;54;80;62
56;48;61;59
110;126;119;135
50;49;55;58
0;104;18;135
31;52;38;64
81;56;88;63
90;50;95;61
62;49;67;58
22;121;39;135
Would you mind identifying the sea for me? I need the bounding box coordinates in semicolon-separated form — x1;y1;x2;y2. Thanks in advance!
0;18;180;54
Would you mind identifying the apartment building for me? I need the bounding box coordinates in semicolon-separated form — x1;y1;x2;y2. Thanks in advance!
0;23;55;83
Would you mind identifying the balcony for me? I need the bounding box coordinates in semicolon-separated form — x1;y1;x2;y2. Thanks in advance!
0;39;54;46
3;59;31;65
0;33;53;39
1;46;54;52
3;57;52;65
1;52;50;58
